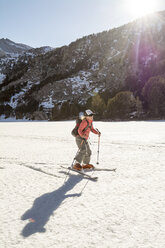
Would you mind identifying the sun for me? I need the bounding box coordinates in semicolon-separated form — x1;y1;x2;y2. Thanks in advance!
127;0;157;18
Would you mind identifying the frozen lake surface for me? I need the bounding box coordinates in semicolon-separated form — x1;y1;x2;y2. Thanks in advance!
0;121;165;248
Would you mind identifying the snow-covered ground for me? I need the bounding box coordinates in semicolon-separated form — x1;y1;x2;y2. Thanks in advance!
0;121;165;248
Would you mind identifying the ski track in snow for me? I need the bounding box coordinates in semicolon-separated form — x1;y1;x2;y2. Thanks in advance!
0;121;165;248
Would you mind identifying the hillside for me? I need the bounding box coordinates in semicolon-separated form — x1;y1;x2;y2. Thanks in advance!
0;11;165;120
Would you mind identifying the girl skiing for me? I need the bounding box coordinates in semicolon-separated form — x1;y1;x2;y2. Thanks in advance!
73;109;101;171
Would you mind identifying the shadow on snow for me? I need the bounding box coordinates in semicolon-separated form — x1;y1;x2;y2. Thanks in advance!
21;174;83;238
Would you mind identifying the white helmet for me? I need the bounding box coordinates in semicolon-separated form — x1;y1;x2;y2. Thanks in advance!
85;109;95;116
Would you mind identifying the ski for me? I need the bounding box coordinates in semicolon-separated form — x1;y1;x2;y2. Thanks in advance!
94;168;116;172
59;163;116;172
60;166;98;181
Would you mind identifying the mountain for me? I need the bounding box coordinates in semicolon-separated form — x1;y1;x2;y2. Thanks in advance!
0;39;53;89
0;38;53;57
0;11;165;121
0;38;33;58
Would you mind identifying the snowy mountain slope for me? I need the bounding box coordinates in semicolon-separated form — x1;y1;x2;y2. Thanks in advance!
0;121;165;248
0;38;32;57
0;38;53;79
0;39;34;87
0;38;53;60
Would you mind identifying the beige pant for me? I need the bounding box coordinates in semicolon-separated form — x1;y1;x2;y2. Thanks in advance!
74;136;92;165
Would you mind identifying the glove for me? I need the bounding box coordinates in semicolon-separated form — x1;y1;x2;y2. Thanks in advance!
96;129;101;136
98;131;101;136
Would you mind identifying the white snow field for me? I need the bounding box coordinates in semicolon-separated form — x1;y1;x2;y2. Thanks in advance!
0;121;165;248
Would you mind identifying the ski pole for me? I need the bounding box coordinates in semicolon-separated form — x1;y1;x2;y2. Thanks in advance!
96;129;100;165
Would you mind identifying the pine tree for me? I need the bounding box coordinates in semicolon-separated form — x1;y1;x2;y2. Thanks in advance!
91;93;106;117
107;91;137;119
142;76;165;117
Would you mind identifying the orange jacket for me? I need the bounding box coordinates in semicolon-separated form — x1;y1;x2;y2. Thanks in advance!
78;118;98;140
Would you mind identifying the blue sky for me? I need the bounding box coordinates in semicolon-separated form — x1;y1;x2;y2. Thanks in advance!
1;0;165;48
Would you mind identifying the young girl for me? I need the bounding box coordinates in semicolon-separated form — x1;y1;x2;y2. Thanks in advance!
73;109;101;171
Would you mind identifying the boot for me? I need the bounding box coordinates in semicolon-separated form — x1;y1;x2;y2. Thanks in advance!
72;163;82;171
82;164;95;170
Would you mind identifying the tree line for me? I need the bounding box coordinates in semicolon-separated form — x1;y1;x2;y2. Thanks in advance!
51;75;165;120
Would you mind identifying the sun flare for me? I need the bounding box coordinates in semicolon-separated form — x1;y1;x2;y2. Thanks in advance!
127;0;157;18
